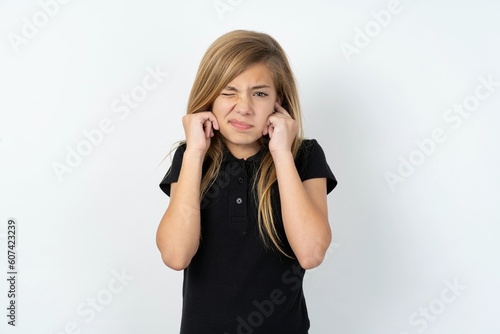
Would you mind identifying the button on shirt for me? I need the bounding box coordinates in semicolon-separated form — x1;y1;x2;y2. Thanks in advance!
159;139;337;334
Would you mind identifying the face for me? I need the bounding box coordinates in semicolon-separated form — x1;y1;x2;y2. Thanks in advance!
212;63;279;158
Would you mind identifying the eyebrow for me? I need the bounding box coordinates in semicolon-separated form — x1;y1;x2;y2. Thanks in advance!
223;85;272;92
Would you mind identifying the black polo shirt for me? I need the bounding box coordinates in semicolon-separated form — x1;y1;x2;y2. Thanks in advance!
159;139;337;334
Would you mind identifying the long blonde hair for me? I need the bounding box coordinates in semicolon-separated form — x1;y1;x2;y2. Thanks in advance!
187;30;303;257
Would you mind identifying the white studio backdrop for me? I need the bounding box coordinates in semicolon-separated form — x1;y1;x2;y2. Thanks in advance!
1;0;499;333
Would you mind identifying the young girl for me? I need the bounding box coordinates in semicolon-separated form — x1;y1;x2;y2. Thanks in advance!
157;30;337;333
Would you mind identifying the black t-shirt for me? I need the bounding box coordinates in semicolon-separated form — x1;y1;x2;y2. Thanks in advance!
159;139;337;334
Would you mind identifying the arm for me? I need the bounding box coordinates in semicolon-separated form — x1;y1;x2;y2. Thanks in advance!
265;102;331;269
273;151;331;270
156;150;204;271
156;112;219;271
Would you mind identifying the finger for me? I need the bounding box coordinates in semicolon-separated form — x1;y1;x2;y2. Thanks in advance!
267;115;279;129
203;121;208;139
194;111;213;122
201;112;219;131
203;119;212;138
274;102;291;117
210;116;220;130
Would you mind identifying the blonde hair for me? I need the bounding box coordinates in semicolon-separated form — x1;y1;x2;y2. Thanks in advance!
187;30;303;257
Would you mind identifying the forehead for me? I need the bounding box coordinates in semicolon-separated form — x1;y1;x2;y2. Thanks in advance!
227;63;274;87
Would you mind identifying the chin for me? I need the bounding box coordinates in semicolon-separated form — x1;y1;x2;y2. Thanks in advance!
220;132;263;147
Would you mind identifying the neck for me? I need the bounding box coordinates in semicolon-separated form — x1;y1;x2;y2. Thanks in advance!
224;142;261;160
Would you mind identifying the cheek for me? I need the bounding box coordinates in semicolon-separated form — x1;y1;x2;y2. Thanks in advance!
257;109;274;129
211;98;220;112
211;99;228;118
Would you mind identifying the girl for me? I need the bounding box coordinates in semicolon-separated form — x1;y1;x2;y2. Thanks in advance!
157;30;337;333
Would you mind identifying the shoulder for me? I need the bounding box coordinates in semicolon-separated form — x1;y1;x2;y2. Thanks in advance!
296;138;324;160
174;141;187;156
167;141;188;171
295;138;337;193
159;142;187;196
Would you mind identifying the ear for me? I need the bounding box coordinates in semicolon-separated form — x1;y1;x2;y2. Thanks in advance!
276;96;282;106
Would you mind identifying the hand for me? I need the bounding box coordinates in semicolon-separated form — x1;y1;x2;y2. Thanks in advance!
182;111;219;156
263;102;298;155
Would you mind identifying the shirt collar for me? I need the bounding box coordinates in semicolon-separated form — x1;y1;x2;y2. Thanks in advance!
222;144;267;163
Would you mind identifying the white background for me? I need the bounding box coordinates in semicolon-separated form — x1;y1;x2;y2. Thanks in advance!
1;0;499;333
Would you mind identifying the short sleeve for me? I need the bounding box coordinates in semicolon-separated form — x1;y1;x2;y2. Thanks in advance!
159;143;187;197
295;139;337;194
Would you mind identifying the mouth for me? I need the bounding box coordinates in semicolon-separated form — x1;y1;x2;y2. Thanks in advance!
229;120;252;130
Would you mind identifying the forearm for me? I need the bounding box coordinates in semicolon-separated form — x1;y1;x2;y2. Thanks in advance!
273;151;331;269
156;150;204;270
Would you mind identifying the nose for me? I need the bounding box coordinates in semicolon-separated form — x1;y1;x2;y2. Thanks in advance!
235;94;252;115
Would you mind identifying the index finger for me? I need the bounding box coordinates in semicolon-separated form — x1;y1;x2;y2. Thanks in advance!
197;111;220;130
207;112;220;130
274;102;291;117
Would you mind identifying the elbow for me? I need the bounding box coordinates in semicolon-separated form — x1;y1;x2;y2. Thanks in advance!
297;255;324;270
156;235;192;271
159;252;191;271
295;233;332;270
